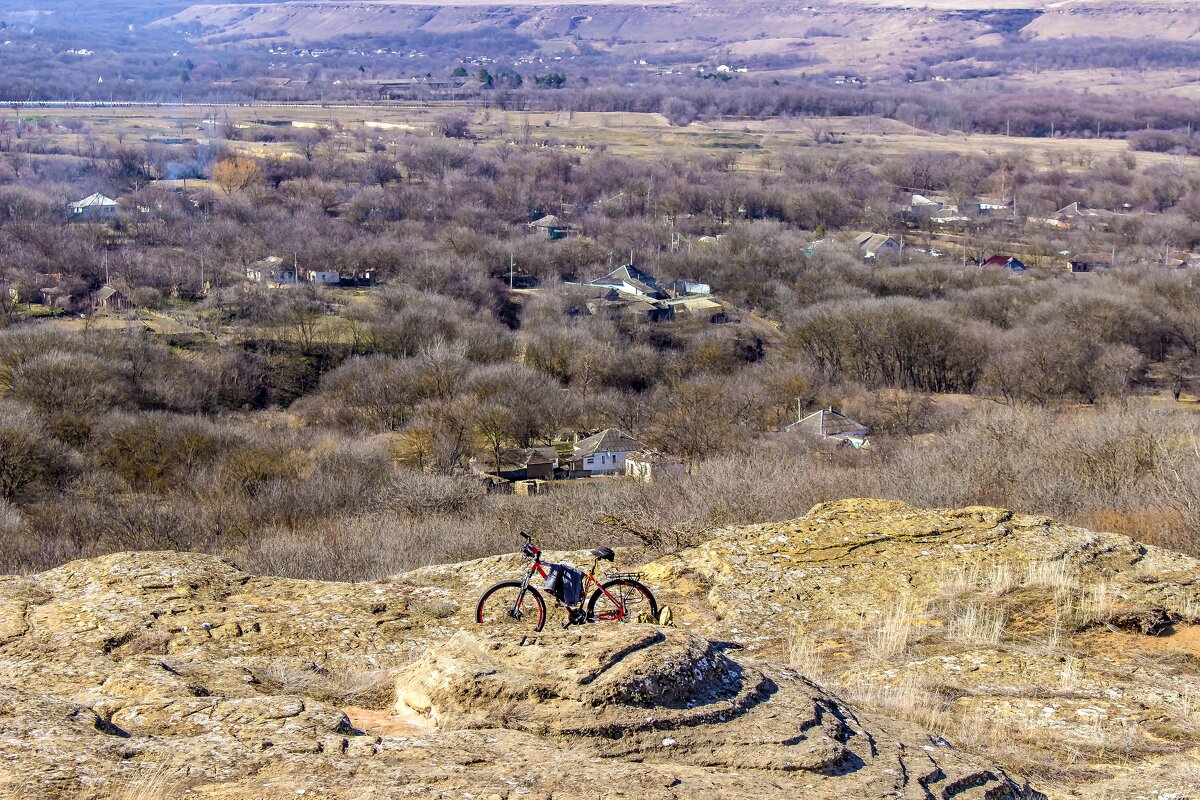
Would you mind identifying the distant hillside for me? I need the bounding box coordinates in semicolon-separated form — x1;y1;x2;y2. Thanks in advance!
150;0;1200;77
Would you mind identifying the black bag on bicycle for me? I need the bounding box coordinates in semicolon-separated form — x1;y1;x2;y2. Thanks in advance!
544;563;584;606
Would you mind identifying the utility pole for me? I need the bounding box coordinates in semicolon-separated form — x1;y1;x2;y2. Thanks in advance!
509;253;514;289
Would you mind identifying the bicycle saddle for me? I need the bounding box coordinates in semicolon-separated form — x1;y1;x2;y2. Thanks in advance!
590;547;615;561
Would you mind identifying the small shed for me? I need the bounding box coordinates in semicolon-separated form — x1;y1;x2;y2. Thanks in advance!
671;279;712;296
1066;254;1112;273
625;451;687;483
476;447;559;482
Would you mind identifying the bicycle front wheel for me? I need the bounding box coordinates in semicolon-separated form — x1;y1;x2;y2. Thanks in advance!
587;579;659;624
475;581;547;632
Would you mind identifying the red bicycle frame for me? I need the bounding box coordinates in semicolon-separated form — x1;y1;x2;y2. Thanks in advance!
515;538;632;620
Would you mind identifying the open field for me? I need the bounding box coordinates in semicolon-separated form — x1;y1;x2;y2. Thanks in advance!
23;103;1199;174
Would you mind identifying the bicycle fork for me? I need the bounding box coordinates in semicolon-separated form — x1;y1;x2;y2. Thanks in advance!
509;573;532;621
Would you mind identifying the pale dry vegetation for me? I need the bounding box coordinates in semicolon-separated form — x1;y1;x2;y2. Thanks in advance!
254;659;397;709
791;554;1200;788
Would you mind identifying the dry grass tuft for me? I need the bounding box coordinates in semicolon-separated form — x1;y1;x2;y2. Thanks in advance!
255;659;397;708
1079;579;1117;626
787;631;827;682
946;603;1006;645
102;767;181;800
1023;558;1076;593
868;597;924;660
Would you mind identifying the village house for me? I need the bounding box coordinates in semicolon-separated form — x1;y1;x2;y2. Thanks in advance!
92;284;134;312
979;255;1027;272
565;265;724;323
566;284;674;322
785;407;870;448
245;256;298;287
1045;202;1113;230
68;193;119;222
567;429;642;477
806;232;900;261
472;447;559;482
908;193;945;218
907;194;980;222
850;232;901;261
978;197;1013;216
306;269;340;286
527;214;576;240
340;269;377;287
588;265;668;299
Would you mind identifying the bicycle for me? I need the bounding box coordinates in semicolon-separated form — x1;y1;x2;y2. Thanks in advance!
475;532;658;632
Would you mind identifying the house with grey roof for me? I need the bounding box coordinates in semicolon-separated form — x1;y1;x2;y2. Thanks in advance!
471;447;559;481
92;284;134;312
849;232;901;260
68;193;118;221
588;265;667;299
567;428;643;477
785;408;869;448
528;214;575;240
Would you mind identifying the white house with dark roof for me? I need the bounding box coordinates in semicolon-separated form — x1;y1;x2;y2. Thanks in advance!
567;428;643;477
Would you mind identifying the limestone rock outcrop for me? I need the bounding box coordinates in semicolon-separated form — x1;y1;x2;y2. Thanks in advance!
0;500;1196;799
394;626;1038;797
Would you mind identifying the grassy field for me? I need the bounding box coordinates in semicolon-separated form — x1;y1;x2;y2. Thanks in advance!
25;103;1192;174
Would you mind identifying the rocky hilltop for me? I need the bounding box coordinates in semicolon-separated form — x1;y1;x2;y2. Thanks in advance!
1;499;1197;798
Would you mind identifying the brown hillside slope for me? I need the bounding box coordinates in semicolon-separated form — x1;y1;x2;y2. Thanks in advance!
0;500;1197;797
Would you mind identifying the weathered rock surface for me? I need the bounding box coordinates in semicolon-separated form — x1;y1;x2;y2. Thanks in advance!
0;499;1196;799
394;626;1036;796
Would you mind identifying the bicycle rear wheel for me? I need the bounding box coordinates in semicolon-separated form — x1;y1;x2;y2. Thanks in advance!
475;581;547;632
587;578;658;624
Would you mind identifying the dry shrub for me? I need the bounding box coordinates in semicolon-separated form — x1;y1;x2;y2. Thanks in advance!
1071;506;1189;552
385;471;484;517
